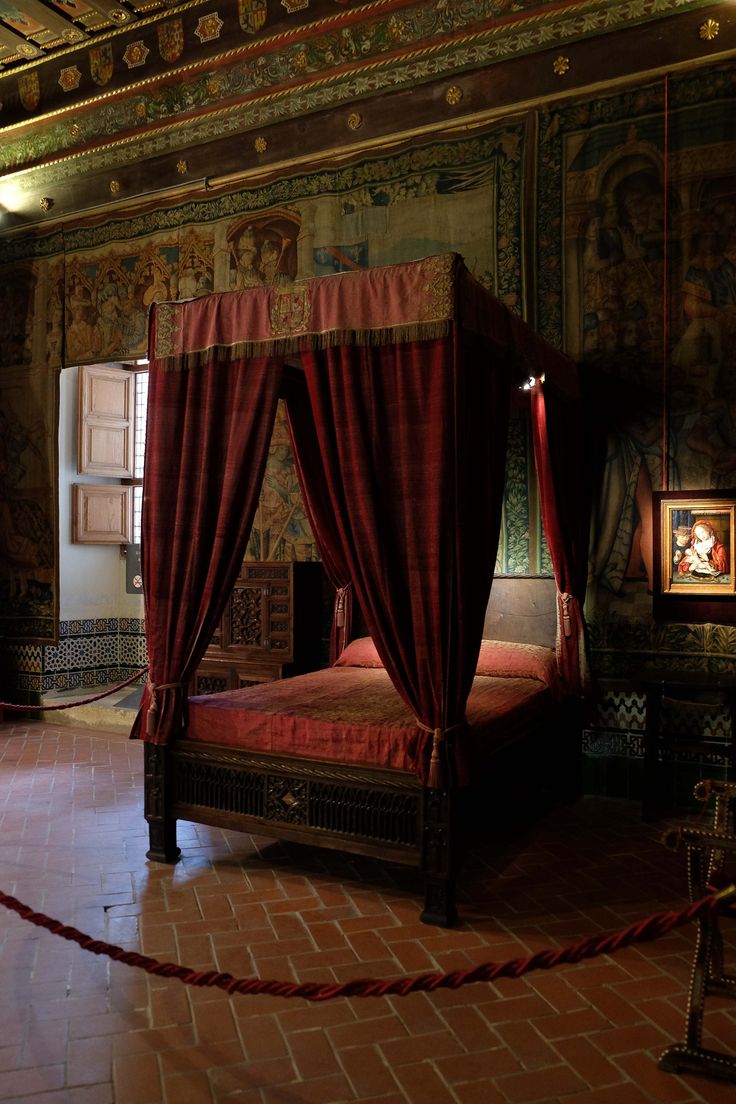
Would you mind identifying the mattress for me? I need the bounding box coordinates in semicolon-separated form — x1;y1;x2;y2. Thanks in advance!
186;649;555;775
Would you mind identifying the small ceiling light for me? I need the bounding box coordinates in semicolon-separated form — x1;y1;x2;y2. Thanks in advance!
520;372;546;391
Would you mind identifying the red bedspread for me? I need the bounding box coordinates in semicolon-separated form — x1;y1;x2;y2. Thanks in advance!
186;666;552;774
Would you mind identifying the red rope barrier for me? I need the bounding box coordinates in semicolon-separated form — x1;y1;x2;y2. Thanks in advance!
1;885;733;1003
0;667;148;713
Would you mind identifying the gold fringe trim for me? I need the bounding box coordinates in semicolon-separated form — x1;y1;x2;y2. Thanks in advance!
158;320;452;370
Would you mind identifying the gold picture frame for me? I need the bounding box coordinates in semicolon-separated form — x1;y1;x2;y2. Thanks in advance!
655;491;735;598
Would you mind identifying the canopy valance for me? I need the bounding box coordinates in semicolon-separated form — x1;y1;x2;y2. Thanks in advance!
136;253;590;787
152;253;515;367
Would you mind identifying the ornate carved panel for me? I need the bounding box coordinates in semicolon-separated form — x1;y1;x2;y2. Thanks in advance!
265;776;308;824
197;560;323;688
230;586;262;646
309;781;420;846
174;759;264;818
194;674;229;695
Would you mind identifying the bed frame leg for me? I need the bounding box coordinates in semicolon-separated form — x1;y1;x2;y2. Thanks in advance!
144;743;181;863
420;787;458;927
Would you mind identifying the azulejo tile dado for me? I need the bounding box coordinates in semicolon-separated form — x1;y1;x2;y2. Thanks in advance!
4;620;148;696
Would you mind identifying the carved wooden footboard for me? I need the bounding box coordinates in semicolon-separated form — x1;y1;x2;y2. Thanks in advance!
145;739;458;926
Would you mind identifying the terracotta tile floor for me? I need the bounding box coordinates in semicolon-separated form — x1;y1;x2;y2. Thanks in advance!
1;719;735;1104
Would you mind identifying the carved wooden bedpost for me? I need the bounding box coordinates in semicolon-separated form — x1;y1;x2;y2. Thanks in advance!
144;743;181;863
420;785;458;927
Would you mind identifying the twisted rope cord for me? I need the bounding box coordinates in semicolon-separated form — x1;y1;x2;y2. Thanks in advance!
1;886;733;1003
0;667;148;713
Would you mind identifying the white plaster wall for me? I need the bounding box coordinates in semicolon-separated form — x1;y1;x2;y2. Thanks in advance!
58;365;144;620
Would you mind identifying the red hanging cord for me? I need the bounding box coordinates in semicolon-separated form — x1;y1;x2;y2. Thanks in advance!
662;73;670;491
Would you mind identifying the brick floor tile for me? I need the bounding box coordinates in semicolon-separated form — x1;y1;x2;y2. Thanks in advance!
387;992;446;1036
451;1079;509;1104
681;1072;736;1104
435;1047;520;1083
159;1040;245;1078
440;1003;503;1052
259;1075;356;1103
533;1007;611;1040
494;1060;588;1102
613;974;684;1001
287;1027;344;1079
527;974;591;1015
378;1028;464;1067
561;1081;655;1104
0;1065;67;1101
591;1021;670;1056
67;1035;113;1087
338;1043;401;1097
392;1060;460;1104
9;1089;114;1104
583;984;647;1027
209;1056;295;1093
235;1013;288;1061
552;1035;626;1089
161;1071;213;1103
273;1002;351;1034
495;1019;563;1070
614;1051;701;1102
112;1025;197;1056
112;1052;163;1103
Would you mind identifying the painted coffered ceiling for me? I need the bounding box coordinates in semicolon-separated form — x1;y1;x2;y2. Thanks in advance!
0;0;174;69
0;0;732;231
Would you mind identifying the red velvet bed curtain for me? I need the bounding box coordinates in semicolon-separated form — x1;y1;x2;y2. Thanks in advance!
300;327;512;786
133;346;283;745
529;363;592;694
282;375;354;662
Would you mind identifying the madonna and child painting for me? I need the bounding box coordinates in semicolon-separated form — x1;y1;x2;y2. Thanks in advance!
656;493;735;597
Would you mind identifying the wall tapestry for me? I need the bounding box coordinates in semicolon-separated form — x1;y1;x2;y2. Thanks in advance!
0;361;58;642
538;62;736;674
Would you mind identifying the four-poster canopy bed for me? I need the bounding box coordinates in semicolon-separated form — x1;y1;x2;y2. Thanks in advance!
135;254;590;926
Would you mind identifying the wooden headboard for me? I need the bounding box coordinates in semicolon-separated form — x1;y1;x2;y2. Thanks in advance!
483;575;557;648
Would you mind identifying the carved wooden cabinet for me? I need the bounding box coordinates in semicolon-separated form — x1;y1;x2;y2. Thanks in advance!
192;561;324;695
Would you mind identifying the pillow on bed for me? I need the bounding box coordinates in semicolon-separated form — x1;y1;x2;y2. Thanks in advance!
476;639;559;689
335;636;559;690
333;637;385;668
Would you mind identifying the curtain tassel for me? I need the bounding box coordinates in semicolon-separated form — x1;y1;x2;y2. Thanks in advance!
417;720;463;790
427;728;445;790
559;592;573;638
334;585;350;628
146;681;158;738
146;680;186;738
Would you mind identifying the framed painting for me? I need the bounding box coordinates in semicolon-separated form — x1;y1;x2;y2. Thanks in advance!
654;491;735;600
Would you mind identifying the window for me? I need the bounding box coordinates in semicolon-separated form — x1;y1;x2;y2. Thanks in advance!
73;361;148;545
